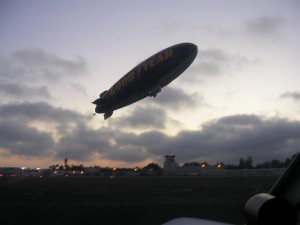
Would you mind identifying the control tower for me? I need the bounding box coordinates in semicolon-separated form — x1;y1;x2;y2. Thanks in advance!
163;154;177;176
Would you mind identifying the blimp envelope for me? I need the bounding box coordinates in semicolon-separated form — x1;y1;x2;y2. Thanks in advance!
93;43;198;119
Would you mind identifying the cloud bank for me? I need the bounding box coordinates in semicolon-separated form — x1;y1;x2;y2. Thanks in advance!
0;48;88;104
281;92;300;101
0;100;299;165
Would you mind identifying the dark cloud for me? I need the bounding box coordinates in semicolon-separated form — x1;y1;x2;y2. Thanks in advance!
0;45;89;157
0;102;84;124
280;91;300;101
109;106;168;129
0;48;88;103
245;16;285;41
185;48;256;82
0;48;87;82
0;82;50;99
0;120;54;157
69;82;87;95
55;126;149;163
55;114;300;165
154;87;203;109
197;48;229;76
0;102;86;158
1;101;299;165
55;125;113;161
162;115;300;164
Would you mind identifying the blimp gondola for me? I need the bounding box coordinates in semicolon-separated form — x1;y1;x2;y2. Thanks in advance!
93;42;198;119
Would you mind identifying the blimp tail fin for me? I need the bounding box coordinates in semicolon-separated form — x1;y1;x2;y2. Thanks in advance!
104;111;113;120
92;98;101;105
92;90;108;105
100;90;108;98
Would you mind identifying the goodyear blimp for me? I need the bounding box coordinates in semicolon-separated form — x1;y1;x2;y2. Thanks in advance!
93;43;198;119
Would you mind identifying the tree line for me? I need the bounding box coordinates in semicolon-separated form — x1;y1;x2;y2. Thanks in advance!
49;155;295;172
225;156;293;170
181;155;295;170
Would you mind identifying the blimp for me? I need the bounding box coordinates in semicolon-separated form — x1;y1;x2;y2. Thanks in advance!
93;42;198;119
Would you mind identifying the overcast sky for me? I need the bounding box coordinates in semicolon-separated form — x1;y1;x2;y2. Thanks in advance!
1;0;300;168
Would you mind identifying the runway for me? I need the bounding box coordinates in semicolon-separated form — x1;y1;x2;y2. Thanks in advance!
0;176;278;225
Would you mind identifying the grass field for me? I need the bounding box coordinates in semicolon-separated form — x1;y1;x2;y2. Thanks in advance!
0;176;279;225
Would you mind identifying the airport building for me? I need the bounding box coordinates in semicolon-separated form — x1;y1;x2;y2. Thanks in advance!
162;154;224;176
162;155;284;176
163;154;178;176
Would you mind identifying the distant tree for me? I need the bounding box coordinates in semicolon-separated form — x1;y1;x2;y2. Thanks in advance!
49;164;56;170
49;164;62;170
271;159;281;168
225;164;239;170
255;158;294;169
202;161;210;166
284;158;292;168
239;156;253;169
239;158;245;169
183;162;200;167
70;164;84;170
144;163;162;171
245;156;253;169
256;162;271;169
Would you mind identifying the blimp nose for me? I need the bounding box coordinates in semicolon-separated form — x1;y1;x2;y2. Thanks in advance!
184;43;198;55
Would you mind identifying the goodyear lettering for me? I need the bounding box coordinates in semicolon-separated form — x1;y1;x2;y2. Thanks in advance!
142;62;149;71
136;66;142;78
109;89;115;96
149;58;156;68
115;82;121;91
121;77;128;86
128;72;135;81
109;48;174;96
157;54;164;63
164;49;173;59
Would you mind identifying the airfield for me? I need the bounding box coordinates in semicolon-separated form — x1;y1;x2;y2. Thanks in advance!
0;175;279;225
